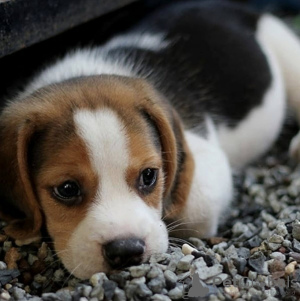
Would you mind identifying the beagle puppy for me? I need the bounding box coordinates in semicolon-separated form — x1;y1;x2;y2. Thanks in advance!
1;1;300;279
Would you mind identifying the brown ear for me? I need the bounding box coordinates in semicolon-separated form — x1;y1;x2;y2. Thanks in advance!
0;116;43;242
137;86;178;198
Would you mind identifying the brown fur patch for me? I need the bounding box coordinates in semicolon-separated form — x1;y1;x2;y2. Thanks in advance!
0;75;189;249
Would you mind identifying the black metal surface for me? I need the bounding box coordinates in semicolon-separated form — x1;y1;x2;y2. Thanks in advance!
0;0;137;58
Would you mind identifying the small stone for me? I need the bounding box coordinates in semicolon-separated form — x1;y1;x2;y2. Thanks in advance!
150;253;170;264
53;269;64;282
268;234;284;244
290;252;300;262
0;291;10;300
293;239;300;252
270;252;285;261
129;277;144;286
90;285;104;299
3;241;12;252
135;283;153;298
177;254;194;271
4;247;21;269
248;252;266;274
237;247;251;259
0;269;20;285
90;273;108;287
109;271;130;288
151;294;172;301
285;261;297;275
268;259;286;273
147;265;164;279
207;237;228;246
38;242;48;260
164;270;177;289
148;277;165;294
293;221;300;240
224;285;240;299
182;244;197;255
128;264;150;278
113;287;126;301
103;280;117;300
193;257;223;280
168;286;183;300
56;289;72;301
12;287;25;299
233;257;247;274
82;285;92;298
34;273;47;283
275;223;288;237
0;261;7;270
248;271;257;280
28;254;38;266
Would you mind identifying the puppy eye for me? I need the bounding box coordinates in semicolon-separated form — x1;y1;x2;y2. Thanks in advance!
139;168;158;193
53;181;82;205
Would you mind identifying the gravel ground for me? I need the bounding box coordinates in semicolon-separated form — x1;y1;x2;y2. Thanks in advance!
1;16;300;301
0;122;299;301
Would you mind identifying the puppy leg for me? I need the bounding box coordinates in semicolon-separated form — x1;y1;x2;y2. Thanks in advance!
171;130;233;238
257;14;300;159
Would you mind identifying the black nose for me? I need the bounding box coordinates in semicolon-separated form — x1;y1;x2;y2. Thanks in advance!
103;238;145;269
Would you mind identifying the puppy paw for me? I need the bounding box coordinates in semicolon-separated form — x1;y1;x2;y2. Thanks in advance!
289;131;300;160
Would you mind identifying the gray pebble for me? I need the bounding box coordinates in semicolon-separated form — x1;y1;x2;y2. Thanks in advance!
293;221;300;240
164;270;177;289
293;239;300;253
168;286;183;300
148;277;166;294
150;253;170;264
53;269;64;282
82;285;92;298
248;252;266;274
147;265;164;279
129;264;150;277
90;273;108;287
12;287;25;299
0;261;7;270
176;254;194;271
113;288;126;301
56;289;72;301
135;283;153;297
90;285;104;300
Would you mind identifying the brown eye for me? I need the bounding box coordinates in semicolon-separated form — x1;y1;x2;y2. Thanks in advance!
138;168;158;193
53;181;82;205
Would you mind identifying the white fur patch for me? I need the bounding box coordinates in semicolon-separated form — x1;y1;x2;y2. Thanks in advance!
178;131;233;237
105;33;169;52
66;109;168;279
256;15;300;160
23;33;168;96
217;30;286;169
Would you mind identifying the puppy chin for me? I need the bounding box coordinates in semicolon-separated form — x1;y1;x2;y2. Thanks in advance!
59;219;169;280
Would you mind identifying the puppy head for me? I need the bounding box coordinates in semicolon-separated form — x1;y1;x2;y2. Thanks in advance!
0;76;179;279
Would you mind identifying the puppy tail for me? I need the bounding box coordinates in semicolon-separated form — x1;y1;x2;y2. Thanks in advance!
256;14;300;117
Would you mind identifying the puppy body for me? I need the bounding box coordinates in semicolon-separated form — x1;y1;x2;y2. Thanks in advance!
0;1;298;278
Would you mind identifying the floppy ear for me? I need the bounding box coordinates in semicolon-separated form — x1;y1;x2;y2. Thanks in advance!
137;85;179;198
0;114;43;243
133;79;194;218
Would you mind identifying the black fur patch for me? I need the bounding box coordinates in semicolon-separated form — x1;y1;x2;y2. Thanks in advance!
106;0;271;129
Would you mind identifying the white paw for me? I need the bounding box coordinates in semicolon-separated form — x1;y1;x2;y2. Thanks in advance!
289;131;300;160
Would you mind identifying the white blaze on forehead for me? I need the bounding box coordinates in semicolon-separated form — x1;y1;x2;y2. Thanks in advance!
66;108;168;279
74;108;129;195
